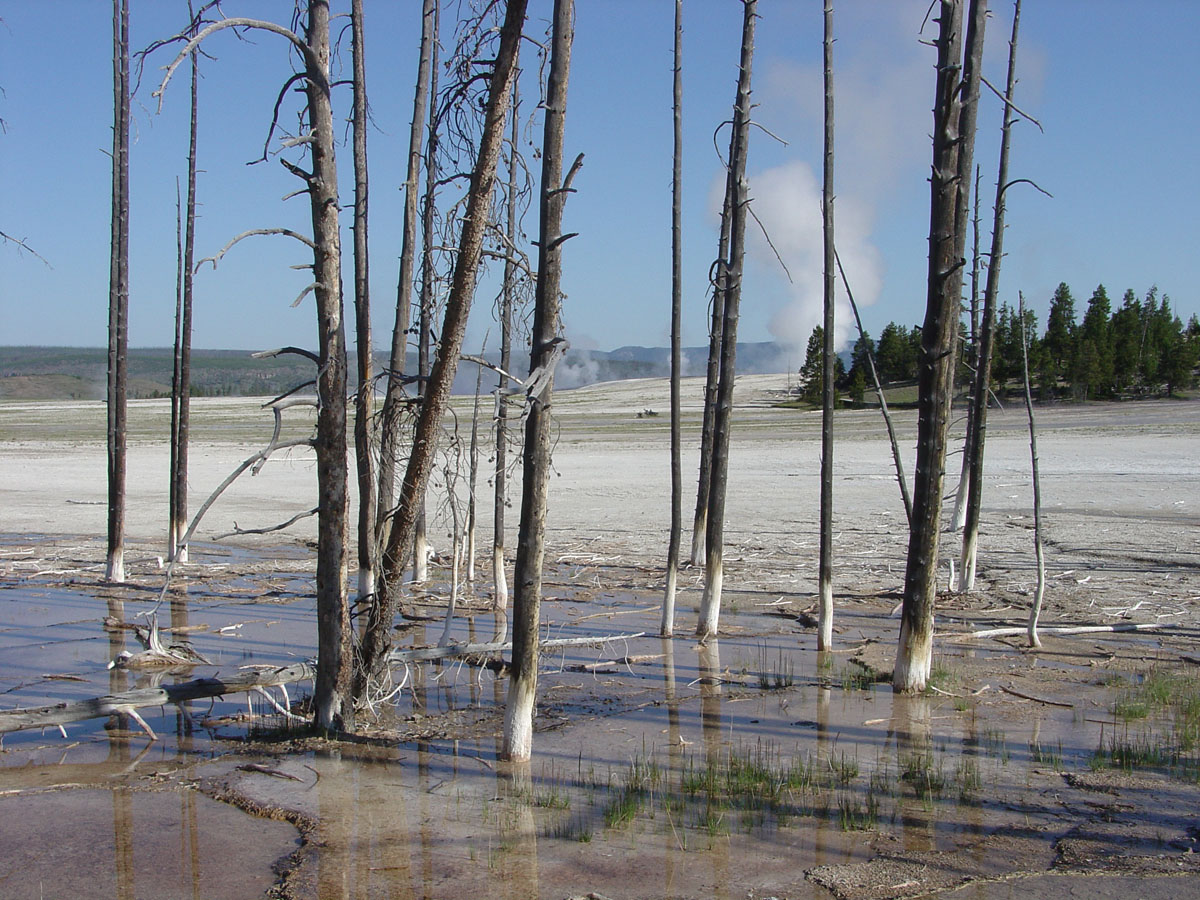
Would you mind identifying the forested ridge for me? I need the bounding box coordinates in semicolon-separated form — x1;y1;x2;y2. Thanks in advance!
798;282;1199;404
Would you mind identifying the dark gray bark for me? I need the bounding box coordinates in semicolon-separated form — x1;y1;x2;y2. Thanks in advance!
169;15;197;565
106;0;130;583
363;0;528;685
377;0;435;536
661;0;683;637
960;0;1022;592
304;0;353;730
817;0;835;650
503;0;576;762
697;0;756;639
895;0;985;692
350;0;376;600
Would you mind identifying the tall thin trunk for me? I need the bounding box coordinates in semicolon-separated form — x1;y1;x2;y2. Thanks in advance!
689;187;732;567
170;183;183;562
106;0;130;584
950;165;983;533
378;0;434;538
1019;290;1045;647
493;82;520;613
960;0;1021;593
414;6;442;586
350;0;375;600
661;0;683;637
697;0;756;639
817;0;835;651
503;0;575;763
894;0;985;693
466;350;485;585
173;33;197;565
305;0;352;730
363;0;527;686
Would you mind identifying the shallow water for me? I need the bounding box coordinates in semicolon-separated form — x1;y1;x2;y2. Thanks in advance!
3;556;1200;899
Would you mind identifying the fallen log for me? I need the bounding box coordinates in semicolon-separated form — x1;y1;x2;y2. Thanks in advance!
0;662;315;736
951;622;1169;641
0;632;647;737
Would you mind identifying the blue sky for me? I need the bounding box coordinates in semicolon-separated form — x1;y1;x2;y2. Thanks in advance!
2;1;1197;358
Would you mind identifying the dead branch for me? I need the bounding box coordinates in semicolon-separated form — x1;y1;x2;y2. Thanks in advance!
250;72;308;164
980;74;1043;131
290;282;321;308
0;230;51;266
196;228;316;271
213;507;318;539
957;621;1170;640
253;346;321;365
153;18;316;113
999;684;1072;708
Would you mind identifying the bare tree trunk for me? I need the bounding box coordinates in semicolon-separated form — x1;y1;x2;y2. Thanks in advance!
169;15;198;565
466;351;485;585
817;0;835;651
697;0;756;640
363;0;527;687
106;0;130;584
1019;290;1045;647
689;189;731;568
894;0;985;693
377;0;435;539
661;0;683;638
950;165;983;534
493;83;520;613
304;0;352;730
350;0;375;601
960;0;1022;593
503;0;575;762
414;6;442;586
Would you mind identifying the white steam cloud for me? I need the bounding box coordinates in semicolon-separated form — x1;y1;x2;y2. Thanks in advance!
744;160;883;351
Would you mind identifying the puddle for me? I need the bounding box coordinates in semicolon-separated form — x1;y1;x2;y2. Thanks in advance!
4;552;1200;898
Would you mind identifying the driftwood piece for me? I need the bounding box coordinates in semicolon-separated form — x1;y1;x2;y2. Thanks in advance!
1;632;646;737
0;662;315;735
958;622;1168;640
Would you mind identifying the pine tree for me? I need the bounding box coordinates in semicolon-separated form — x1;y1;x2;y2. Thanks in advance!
1043;282;1076;390
1078;285;1114;398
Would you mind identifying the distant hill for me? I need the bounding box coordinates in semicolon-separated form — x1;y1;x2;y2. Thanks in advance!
0;342;798;401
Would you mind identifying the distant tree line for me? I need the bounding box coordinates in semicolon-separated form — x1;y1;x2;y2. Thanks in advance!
798;283;1199;404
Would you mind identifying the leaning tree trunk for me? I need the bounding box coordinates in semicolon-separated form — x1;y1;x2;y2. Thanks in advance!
661;0;683;637
350;0;376;601
169;25;198;565
895;0;985;693
304;0;353;730
493;82;520;613
503;0;576;763
377;0;435;543
413;9;442;586
106;0;131;584
697;0;756;640
363;0;527;688
960;0;1022;593
817;0;836;651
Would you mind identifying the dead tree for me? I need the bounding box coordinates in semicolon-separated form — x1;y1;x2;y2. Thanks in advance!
1019;290;1046;647
168;5;199;566
503;0;577;762
155;1;353;729
413;2;443;586
697;0;756;640
362;0;528;688
949;165;983;533
106;0;131;584
377;0;435;550
493;82;523;613
959;0;1023;592
894;0;986;693
817;0;835;650
350;0;375;601
661;0;683;637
